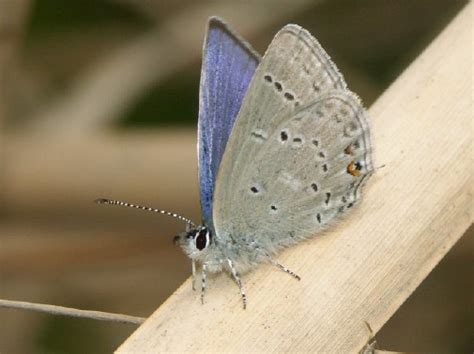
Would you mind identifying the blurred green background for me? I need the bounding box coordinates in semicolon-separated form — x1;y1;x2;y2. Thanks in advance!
0;0;471;353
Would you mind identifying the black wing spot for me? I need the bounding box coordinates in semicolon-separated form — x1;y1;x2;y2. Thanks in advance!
347;202;354;209
284;92;294;100
270;205;278;211
312;139;319;147
325;192;331;205
291;136;304;149
274;82;283;92
250;186;259;193
264;74;273;83
251;131;267;142
344;144;353;155
311;183;318;192
280;131;288;141
322;164;328;172
316;213;322;223
319;151;325;158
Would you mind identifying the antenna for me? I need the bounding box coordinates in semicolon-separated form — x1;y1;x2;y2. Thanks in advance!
95;198;197;228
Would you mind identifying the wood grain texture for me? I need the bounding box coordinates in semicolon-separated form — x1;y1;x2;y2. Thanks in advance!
117;3;472;353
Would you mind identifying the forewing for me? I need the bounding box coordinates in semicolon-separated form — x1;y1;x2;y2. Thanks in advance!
198;17;260;228
214;25;348;204
213;25;372;254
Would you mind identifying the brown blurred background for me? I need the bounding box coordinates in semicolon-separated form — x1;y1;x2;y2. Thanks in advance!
0;1;472;353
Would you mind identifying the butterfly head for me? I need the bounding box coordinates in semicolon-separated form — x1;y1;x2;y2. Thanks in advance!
174;226;213;260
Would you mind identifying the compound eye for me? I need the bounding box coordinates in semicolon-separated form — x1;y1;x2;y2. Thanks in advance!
195;234;206;250
195;229;208;251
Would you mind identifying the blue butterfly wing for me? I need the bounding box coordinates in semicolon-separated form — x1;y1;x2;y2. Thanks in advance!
198;17;260;228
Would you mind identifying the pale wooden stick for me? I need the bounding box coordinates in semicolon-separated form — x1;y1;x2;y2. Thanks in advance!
0;299;146;325
116;3;473;353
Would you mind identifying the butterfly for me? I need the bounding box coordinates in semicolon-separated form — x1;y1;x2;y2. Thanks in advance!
96;17;373;309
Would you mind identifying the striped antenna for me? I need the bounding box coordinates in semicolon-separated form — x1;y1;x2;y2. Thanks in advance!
95;198;197;228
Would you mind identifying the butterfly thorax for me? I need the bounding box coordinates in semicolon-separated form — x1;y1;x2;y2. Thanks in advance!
174;225;267;274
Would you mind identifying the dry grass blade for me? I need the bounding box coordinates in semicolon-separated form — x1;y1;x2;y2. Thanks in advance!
0;299;146;325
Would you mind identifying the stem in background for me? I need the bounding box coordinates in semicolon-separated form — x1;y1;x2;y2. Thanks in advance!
0;299;146;325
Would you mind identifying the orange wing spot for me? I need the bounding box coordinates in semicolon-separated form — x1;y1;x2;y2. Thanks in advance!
347;161;361;177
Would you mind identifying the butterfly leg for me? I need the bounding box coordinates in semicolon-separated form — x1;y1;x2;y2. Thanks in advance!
269;259;301;280
200;263;207;304
191;260;196;291
226;259;247;309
